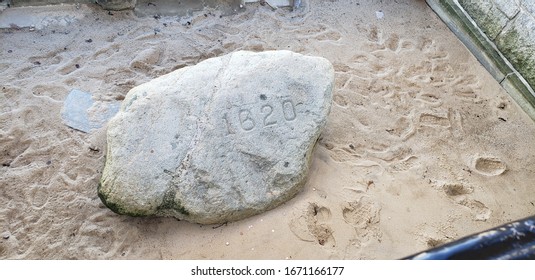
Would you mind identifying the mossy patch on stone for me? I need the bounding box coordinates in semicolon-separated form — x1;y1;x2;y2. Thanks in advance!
97;182;148;217
458;0;509;40
157;188;189;216
496;22;535;87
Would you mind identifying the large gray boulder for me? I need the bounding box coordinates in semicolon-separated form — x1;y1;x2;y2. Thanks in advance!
98;50;334;224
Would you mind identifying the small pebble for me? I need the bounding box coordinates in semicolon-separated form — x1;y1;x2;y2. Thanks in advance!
2;232;10;240
271;229;275;233
225;242;230;246
375;10;384;19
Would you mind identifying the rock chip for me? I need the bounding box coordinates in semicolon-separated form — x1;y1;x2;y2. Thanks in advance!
98;50;334;224
61;89;120;133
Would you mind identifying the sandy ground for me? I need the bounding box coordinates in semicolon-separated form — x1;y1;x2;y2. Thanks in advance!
1;0;535;260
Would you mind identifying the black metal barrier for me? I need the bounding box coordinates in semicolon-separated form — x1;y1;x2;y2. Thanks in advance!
404;216;535;260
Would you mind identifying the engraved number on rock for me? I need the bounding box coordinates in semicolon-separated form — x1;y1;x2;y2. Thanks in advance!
239;109;255;131
282;100;296;121
224;99;298;135
262;104;277;127
222;113;235;135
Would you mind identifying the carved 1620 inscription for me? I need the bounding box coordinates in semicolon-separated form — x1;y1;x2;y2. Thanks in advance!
223;99;297;135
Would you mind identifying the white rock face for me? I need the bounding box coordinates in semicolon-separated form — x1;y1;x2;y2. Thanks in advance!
98;50;334;224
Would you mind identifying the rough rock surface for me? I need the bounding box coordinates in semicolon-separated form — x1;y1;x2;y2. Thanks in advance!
96;0;137;11
98;50;334;224
457;0;535;87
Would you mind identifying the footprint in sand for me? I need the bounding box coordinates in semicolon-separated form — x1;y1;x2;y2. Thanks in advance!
15;50;64;79
390;155;419;172
366;26;416;53
92;43;122;61
439;182;492;221
290;23;342;43
386;115;416;140
415;92;443;107
29;185;49;209
442;183;473;197
342;196;381;230
472;156;507;176
332;90;350;108
341;195;382;246
289;203;336;247
73;210;135;258
327;144;363;163
0;127;32;167
31;84;68;101
101;68;138;93
130;46;163;73
451;75;481;101
426;238;447;249
56;56;83;76
458;199;492;222
16;65;42;80
418;111;450;127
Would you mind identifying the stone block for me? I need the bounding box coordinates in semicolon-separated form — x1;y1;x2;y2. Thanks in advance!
493;0;520;19
458;0;509;39
496;10;535;87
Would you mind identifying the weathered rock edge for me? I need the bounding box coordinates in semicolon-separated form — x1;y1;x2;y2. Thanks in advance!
98;50;334;224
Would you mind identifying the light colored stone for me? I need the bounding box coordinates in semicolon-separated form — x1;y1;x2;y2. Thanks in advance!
496;10;535;87
521;0;535;16
99;50;334;224
493;0;520;19
458;0;509;40
61;89;120;133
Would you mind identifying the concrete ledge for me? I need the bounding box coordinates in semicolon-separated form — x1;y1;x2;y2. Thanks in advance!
0;4;91;29
426;0;535;121
11;0;92;7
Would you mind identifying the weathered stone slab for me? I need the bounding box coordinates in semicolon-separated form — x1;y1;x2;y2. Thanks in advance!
98;50;334;224
493;0;520;19
61;89;120;133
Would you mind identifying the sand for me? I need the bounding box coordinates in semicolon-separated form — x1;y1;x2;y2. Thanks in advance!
1;0;535;260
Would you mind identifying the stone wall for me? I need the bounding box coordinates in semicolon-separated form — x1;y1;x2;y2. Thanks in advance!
458;0;535;91
427;0;535;120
